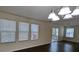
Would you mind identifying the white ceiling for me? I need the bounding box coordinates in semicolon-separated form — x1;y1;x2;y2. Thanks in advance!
0;6;76;21
0;6;61;21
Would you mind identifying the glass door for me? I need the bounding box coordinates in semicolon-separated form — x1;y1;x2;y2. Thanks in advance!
52;28;59;42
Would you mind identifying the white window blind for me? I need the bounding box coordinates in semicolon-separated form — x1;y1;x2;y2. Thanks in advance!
19;22;29;41
65;28;74;38
0;19;16;43
31;24;39;40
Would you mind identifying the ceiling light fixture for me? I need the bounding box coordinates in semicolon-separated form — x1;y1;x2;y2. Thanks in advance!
58;7;71;15
48;10;53;19
71;7;79;16
48;10;60;21
63;14;72;19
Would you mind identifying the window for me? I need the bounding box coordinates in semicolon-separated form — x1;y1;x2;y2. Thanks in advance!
31;24;39;40
0;19;16;43
65;28;74;38
19;22;29;41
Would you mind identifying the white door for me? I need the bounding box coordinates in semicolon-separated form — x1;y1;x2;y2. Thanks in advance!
52;28;59;41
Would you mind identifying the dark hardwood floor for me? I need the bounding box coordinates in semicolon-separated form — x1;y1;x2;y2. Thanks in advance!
14;41;79;52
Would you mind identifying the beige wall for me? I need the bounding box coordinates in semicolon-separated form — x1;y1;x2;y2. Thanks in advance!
0;12;52;52
52;17;79;43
